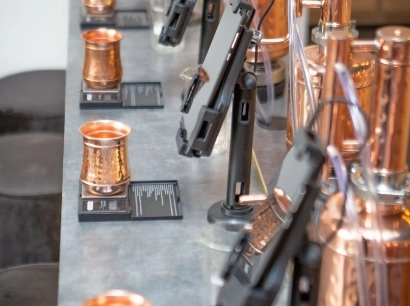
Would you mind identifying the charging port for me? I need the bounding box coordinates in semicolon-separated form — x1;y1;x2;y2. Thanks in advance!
240;101;249;123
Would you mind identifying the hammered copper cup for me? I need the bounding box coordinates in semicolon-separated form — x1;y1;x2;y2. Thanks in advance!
80;120;131;196
83;0;116;15
83;290;151;306
82;28;123;89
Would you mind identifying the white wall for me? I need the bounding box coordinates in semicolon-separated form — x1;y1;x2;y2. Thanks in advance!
0;0;69;79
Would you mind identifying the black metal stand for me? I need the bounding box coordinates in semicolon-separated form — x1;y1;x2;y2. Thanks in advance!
207;70;257;225
198;0;221;64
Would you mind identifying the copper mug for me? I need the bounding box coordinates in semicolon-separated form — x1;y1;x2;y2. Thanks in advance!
83;290;151;306
82;28;123;89
80;120;131;196
83;0;116;15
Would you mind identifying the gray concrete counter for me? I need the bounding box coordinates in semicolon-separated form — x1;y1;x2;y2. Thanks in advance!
58;1;287;305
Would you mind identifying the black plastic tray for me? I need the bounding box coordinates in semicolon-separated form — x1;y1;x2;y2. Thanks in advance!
80;82;164;109
80;9;151;29
78;180;182;222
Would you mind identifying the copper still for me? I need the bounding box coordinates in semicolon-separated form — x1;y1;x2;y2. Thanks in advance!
80;120;131;196
286;0;374;150
82;28;123;89
246;0;288;99
247;0;288;62
317;26;410;306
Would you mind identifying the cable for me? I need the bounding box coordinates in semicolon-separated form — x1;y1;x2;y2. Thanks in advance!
303;97;369;245
253;0;276;72
306;97;370;155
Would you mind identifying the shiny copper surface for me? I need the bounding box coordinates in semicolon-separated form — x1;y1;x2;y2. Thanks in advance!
319;31;353;152
317;194;410;306
83;0;116;15
286;44;374;150
82;28;123;89
83;290;151;306
319;0;351;27
80;120;131;196
246;0;288;62
370;26;410;175
245;188;290;255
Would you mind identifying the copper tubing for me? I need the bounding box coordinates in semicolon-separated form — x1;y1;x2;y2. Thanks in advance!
292;0;322;18
319;31;353;147
80;120;131;196
82;28;123;89
319;0;351;28
246;0;288;63
83;0;116;15
370;26;410;175
352;39;379;53
83;290;151;306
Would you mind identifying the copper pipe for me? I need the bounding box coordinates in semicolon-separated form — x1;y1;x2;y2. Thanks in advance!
319;0;351;27
259;34;289;45
302;0;322;9
318;31;353;178
319;31;352;146
371;26;410;175
294;0;322;18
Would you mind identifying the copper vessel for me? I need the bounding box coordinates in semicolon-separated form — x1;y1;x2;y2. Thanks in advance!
317;193;410;306
82;28;123;89
83;290;151;306
80;120;131;196
243;188;291;256
246;0;288;63
286;0;374;150
317;26;410;305
83;0;116;15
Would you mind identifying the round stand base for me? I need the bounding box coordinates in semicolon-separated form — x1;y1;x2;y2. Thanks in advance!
207;200;255;226
257;116;287;131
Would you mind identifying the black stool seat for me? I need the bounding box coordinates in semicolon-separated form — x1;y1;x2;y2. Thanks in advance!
0;133;63;197
0;133;63;268
0;263;58;306
0;70;65;134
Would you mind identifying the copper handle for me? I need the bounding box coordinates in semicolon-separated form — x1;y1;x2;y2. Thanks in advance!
319;31;353;147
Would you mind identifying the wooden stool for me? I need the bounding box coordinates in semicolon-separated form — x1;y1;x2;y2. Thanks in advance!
0;70;65;134
0;133;63;268
0;263;58;306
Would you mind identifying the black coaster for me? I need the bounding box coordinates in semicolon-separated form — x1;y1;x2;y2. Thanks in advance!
115;10;151;29
78;181;182;222
79;81;163;109
78;184;131;222
121;82;163;108
81;9;150;29
80;13;115;27
129;181;182;220
80;82;122;108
